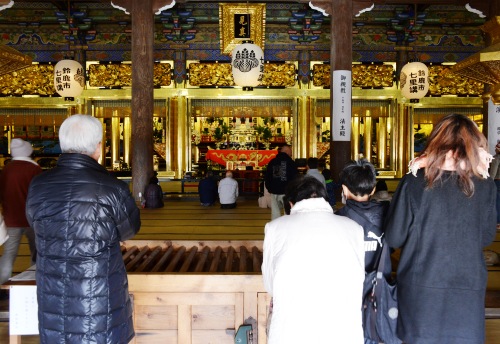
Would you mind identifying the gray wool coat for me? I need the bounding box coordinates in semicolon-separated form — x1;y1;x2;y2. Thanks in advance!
384;169;496;344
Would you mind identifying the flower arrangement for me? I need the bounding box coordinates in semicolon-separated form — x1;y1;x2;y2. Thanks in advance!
254;124;273;141
213;119;230;141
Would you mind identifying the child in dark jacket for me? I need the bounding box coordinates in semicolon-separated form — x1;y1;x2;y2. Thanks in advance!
335;159;389;272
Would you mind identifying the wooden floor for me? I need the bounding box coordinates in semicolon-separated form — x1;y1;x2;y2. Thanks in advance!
0;194;499;343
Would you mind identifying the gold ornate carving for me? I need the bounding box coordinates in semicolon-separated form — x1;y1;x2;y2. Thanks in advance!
153;63;173;87
188;62;234;87
219;3;266;55
311;63;483;96
88;63;132;88
188;62;296;87
261;63;296;87
428;65;484;96
312;63;395;88
0;64;54;96
312;64;330;87
88;62;172;88
352;64;394;88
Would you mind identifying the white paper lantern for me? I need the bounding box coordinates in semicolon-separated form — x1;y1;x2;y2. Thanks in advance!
400;62;429;100
231;41;264;89
54;59;85;98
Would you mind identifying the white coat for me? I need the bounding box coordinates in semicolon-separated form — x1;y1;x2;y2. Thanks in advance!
262;197;365;344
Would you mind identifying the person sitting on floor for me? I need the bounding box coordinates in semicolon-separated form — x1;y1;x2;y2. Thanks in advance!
372;179;392;205
218;170;239;209
199;171;218;206
144;174;164;208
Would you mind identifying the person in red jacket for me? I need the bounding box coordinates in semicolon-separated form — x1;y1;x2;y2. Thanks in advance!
0;138;42;288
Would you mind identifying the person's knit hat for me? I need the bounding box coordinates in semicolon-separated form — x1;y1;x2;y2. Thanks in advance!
10;138;33;158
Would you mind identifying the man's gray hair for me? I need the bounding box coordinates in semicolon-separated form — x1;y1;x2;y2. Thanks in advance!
59;114;103;155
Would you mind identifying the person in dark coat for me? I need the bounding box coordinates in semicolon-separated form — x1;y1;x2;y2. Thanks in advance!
335;159;389;272
264;145;298;219
384;114;497;344
26;114;141;344
198;171;218;206
144;175;164;208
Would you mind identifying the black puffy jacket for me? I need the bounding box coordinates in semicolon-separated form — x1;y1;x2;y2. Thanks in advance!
26;153;141;344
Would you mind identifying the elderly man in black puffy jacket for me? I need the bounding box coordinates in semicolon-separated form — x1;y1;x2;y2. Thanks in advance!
26;114;141;344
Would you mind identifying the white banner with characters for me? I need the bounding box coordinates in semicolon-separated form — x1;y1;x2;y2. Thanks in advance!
332;70;352;141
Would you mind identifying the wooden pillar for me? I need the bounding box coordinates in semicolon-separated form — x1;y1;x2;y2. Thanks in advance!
111;0;174;199
130;0;155;200
330;0;352;186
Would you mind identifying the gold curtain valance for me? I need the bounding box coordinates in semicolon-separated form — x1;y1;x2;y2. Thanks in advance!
191;98;293;108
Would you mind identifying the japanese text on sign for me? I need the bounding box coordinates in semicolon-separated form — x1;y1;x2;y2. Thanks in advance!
408;69;427;94
54;67;79;93
332;70;352;141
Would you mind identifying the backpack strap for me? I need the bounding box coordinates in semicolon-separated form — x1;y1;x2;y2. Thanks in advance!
343;207;391;276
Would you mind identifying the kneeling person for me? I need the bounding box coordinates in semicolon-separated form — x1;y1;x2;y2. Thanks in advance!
218;170;239;209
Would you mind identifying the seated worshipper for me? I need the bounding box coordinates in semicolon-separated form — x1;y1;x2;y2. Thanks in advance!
144;175;164;208
198;171;218;206
262;175;365;344
372;179;392;205
305;157;326;187
218;170;239;209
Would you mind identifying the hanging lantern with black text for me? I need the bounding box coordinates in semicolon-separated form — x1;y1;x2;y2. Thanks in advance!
400;62;429;102
231;41;264;90
54;59;85;99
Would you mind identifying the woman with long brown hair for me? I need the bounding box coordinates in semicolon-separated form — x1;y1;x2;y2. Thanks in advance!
384;113;497;344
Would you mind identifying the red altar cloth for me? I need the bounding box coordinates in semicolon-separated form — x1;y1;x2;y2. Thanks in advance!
206;149;278;167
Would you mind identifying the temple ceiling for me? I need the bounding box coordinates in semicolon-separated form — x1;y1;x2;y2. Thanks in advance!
0;1;492;64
